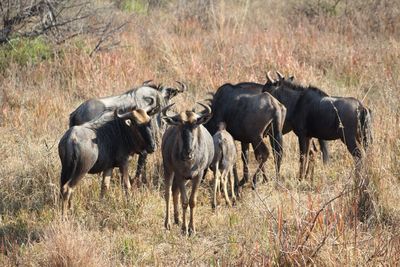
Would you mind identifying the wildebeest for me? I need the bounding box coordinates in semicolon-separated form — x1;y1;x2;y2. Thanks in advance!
263;72;373;179
162;103;214;236
231;73;329;181
59;106;159;218
204;84;286;189
68;81;187;186
210;122;237;209
69;80;184;127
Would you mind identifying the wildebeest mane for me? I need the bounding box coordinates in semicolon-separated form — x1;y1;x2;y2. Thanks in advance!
85;110;116;130
124;83;162;95
279;80;329;97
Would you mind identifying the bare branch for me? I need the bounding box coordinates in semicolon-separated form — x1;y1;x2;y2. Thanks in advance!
0;0;128;54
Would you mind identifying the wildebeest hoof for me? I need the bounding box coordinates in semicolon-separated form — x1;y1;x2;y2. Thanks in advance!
174;217;180;225
181;226;188;236
211;203;217;210
232;199;237;206
251;181;257;190
238;179;247;187
164;221;171;230
188;227;196;236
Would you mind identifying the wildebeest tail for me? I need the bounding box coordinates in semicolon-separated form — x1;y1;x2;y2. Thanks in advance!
218;138;224;160
318;139;329;164
59;137;80;192
360;107;373;149
68;109;78;128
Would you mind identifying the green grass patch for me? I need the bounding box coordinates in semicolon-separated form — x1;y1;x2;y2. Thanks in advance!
0;37;53;71
118;0;148;13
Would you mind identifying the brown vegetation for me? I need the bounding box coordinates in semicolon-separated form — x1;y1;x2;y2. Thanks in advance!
0;0;399;265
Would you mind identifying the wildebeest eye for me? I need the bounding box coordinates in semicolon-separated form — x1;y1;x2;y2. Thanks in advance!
144;97;154;106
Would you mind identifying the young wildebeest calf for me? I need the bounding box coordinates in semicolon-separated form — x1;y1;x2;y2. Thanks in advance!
205;84;286;189
210;122;237;209
162;103;214;236
58;107;158;218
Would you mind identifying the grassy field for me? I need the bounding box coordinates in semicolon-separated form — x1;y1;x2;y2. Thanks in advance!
1;0;399;265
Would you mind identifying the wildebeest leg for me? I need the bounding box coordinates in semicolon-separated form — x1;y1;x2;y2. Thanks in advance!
229;168;236;205
119;160;131;197
343;136;370;221
298;135;311;180
342;136;364;178
221;170;232;207
251;139;269;190
172;178;180;225
164;170;174;230
132;152;147;187
305;141;317;181
201;168;207;182
212;162;220;210
189;174;202;236
179;178;189;235
238;143;250;186
233;163;240;197
100;169;113;198
268;123;283;179
61;182;73;220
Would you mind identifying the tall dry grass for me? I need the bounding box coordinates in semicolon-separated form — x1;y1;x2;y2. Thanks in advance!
0;0;399;265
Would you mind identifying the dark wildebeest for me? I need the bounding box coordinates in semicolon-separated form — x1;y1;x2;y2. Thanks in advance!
210;122;237;209
69;81;187;186
204;84;286;189
231;73;329;181
59;106;159;218
262;72;373;179
162;103;214;236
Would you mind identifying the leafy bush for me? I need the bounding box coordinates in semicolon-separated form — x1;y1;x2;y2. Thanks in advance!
0;37;53;71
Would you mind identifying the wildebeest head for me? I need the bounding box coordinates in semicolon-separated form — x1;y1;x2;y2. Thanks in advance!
265;71;294;86
134;81;187;113
162;103;212;161
160;81;187;101
116;105;160;153
263;71;294;93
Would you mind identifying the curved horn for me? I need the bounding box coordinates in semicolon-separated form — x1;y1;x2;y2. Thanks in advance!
161;103;176;117
142;79;153;85
266;71;275;83
115;109;134;120
276;71;284;80
206;91;215;97
147;100;161;116
175;81;187;92
196;102;212;116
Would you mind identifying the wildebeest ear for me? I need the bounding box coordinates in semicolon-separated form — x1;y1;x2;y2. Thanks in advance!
162;116;181;126
195;113;213;125
161;87;178;100
125;119;132;127
287;75;294;82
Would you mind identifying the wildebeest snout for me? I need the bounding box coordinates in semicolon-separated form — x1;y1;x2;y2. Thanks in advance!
181;149;194;161
146;140;156;153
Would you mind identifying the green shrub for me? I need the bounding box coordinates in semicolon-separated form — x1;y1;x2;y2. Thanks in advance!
117;0;148;13
0;37;53;71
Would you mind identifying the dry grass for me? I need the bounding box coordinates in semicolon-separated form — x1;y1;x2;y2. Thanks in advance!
1;0;399;265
